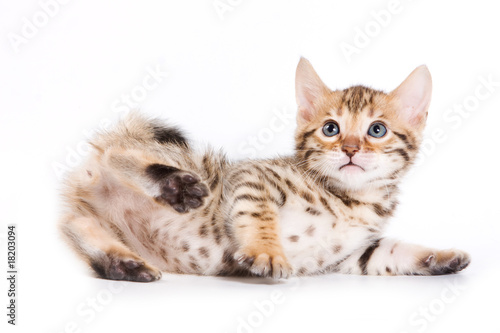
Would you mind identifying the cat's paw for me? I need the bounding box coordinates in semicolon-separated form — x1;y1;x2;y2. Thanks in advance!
234;248;294;279
91;256;162;282
158;171;209;213
419;249;471;275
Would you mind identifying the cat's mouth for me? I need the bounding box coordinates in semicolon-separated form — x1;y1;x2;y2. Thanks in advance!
339;162;365;171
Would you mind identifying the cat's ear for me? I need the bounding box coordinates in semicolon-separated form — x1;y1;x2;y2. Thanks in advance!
295;57;329;123
389;65;432;128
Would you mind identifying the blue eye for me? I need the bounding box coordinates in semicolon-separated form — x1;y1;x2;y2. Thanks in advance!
323;122;339;137
368;122;387;138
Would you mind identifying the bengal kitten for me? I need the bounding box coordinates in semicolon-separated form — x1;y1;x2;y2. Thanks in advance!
59;58;470;282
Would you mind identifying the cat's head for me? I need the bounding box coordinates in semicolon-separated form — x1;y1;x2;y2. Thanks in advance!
294;58;431;191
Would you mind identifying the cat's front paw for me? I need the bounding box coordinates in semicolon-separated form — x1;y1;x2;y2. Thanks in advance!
234;248;294;279
158;171;209;213
419;249;471;275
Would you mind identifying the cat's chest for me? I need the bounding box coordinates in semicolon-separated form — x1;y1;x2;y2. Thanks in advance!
278;194;378;274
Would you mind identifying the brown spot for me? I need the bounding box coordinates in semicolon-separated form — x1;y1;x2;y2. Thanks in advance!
160;248;169;264
236;181;266;191
234;211;249;218
199;224;208;237
305;225;316;237
77;199;98;216
100;184;111;198
223;219;232;237
285;178;297;194
190;261;201;271
326;186;361;207
233;194;269;203
319;196;336;216
181;242;190;252
301;192;314;203
289;235;299;242
386;267;392;274
317;258;325;267
332;245;342;253
390;244;397;255
202;204;211;216
265;167;282;181
198;247;210;258
222;249;234;264
297;267;308;275
251;212;275;221
305;207;321;216
372;203;391;217
213;226;222;244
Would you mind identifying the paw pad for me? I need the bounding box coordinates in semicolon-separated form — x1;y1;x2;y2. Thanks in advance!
158;171;209;213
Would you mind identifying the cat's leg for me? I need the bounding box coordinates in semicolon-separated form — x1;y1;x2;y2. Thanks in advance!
338;238;470;276
228;182;293;279
60;215;162;282
103;148;210;213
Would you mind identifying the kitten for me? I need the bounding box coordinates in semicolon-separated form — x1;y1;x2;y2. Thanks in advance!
59;58;470;282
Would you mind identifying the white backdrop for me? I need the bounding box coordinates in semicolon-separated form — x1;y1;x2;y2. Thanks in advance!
1;1;499;332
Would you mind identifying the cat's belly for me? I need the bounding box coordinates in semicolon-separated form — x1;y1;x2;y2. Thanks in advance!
96;178;230;276
279;197;373;275
126;209;231;276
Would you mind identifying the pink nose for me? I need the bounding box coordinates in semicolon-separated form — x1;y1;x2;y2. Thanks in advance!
342;145;359;157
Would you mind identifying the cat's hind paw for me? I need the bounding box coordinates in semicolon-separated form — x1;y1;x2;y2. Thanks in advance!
419;249;470;275
158;171;209;213
91;255;162;282
234;249;294;279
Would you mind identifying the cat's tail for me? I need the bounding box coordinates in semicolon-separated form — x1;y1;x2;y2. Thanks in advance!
90;111;191;153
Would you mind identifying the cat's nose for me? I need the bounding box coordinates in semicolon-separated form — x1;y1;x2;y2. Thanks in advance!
342;144;359;157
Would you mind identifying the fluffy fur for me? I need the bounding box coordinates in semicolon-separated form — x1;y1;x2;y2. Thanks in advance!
59;58;470;282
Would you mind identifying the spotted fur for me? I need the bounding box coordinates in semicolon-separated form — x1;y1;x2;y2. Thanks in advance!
59;58;470;282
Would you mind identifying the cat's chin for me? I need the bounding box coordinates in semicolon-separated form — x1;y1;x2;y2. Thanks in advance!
330;168;375;192
339;163;365;173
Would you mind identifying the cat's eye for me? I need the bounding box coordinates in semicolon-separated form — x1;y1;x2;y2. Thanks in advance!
322;122;339;137
368;122;387;138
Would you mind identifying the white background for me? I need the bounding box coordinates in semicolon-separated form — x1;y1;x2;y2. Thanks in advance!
1;1;500;332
